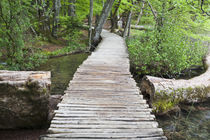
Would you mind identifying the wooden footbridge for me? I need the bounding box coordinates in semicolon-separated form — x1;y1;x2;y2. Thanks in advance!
40;31;167;140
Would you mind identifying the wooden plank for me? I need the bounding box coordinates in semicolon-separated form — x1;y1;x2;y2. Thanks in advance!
40;30;167;140
61;99;146;104
57;107;152;112
51;120;158;125
54;114;155;119
53;117;155;121
63;94;143;99
41;137;167;140
66;87;139;92
68;82;137;88
64;90;141;95
54;110;151;115
69;80;136;84
43;133;164;138
48;128;164;134
50;124;158;129
57;103;149;108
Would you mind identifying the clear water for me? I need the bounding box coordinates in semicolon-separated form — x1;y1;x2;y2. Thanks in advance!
36;53;89;95
36;53;210;140
157;102;210;140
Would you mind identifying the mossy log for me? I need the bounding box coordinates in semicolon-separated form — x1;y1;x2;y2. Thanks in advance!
0;71;51;129
140;53;210;103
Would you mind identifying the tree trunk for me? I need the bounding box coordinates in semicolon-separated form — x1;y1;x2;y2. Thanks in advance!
135;1;145;25
127;18;131;37
123;10;132;39
140;53;210;103
147;0;157;20
88;0;93;50
110;0;122;32
68;0;76;17
52;0;61;38
91;0;115;51
42;0;51;35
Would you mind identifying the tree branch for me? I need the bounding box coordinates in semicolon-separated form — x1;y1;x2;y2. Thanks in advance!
147;0;157;20
201;0;210;16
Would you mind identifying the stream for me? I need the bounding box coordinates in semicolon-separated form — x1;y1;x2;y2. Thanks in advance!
36;53;89;95
37;53;209;140
157;102;210;140
1;53;209;140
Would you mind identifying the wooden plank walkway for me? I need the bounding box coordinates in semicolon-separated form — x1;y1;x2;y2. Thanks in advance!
40;31;167;140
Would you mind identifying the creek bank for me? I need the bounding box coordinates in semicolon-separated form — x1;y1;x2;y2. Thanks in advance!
0;71;51;129
48;50;87;58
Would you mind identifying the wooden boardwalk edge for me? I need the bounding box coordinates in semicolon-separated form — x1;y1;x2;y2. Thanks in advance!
40;30;167;140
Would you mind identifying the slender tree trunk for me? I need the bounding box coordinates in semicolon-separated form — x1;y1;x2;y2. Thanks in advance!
135;1;145;25
94;0;102;26
45;0;51;33
147;0;157;20
123;10;132;38
88;0;93;50
110;0;122;32
68;0;76;17
52;0;61;38
37;0;42;21
127;18;131;37
36;0;50;35
91;0;115;50
42;0;51;33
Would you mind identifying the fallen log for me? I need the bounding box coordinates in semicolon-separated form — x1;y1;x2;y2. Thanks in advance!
131;25;153;31
140;53;210;103
0;71;51;129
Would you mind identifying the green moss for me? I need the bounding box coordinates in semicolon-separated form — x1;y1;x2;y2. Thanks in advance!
152;86;210;114
153;100;176;114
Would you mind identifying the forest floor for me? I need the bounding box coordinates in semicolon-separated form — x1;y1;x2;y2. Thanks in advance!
36;29;89;53
0;129;47;140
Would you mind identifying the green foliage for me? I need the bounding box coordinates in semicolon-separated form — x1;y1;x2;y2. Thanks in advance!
127;0;208;77
75;0;104;20
0;64;5;70
0;0;46;70
59;16;83;41
127;30;206;77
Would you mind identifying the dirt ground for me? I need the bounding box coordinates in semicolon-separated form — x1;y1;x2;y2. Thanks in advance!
0;129;47;140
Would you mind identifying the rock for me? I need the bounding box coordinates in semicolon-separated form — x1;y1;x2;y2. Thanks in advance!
0;71;51;129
